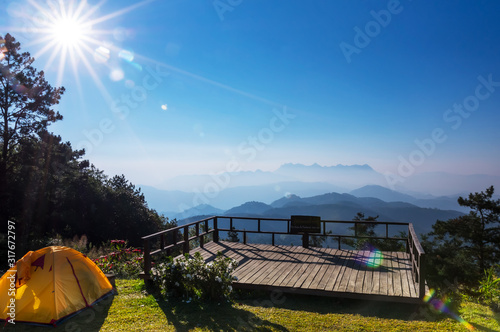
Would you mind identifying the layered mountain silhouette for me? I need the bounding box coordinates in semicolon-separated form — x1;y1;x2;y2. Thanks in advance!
139;163;499;234
202;192;463;234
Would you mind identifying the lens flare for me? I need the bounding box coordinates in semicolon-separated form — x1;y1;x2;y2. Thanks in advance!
356;244;384;268
365;249;383;268
424;289;475;330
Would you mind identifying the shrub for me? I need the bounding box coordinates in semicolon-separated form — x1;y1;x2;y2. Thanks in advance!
151;251;238;301
92;239;144;278
477;266;500;312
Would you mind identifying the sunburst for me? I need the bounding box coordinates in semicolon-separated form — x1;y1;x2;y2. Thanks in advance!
5;0;155;102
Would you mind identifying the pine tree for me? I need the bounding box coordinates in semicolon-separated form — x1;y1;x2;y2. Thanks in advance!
0;34;64;228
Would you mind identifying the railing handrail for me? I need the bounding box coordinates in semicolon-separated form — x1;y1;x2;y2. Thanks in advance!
142;215;412;246
142;215;216;240
407;223;426;298
142;216;410;241
408;224;425;255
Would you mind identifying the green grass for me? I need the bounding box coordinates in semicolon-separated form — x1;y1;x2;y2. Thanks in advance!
5;279;500;331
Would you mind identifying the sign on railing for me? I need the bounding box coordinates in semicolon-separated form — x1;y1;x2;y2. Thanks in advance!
290;215;321;234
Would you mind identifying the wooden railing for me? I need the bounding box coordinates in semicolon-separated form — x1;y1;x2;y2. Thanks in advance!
407;223;426;298
142;215;426;298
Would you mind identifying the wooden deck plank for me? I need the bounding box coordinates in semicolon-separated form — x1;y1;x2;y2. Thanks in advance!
346;251;364;293
370;253;381;295
281;247;318;288
258;246;305;286
235;245;288;283
361;251;374;294
324;249;349;291
385;252;395;296
398;252;416;298
181;241;421;303
315;249;342;291
333;250;355;292
271;247;310;287
295;248;325;289
242;245;300;284
290;247;323;288
391;252;403;297
309;248;334;289
224;245;276;282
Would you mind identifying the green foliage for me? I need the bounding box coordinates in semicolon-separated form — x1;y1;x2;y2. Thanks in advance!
477;266;500;312
342;213;406;251
423;186;500;286
226;226;240;242
92;239;144;278
1;33;64;252
151;251;238;301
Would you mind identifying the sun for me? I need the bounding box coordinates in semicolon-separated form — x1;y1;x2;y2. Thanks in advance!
5;0;155;96
49;16;89;49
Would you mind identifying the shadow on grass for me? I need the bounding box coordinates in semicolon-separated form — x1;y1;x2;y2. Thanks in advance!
144;279;287;331
236;289;427;321
2;294;114;332
469;322;500;332
153;297;288;331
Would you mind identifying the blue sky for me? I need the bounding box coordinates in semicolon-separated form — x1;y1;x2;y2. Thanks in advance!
2;0;500;188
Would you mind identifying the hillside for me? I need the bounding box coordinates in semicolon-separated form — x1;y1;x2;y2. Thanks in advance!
174;191;464;235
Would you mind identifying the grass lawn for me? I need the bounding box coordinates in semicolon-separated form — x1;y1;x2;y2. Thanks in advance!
5;279;500;331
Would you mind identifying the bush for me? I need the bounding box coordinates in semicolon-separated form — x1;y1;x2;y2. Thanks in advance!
151;251;238;301
92;240;143;278
477;266;500;312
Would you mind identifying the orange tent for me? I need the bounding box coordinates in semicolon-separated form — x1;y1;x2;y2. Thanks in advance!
0;246;113;326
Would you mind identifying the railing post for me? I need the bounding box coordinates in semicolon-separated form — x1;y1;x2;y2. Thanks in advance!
302;233;309;248
160;234;164;252
419;253;426;299
243;230;247;244
338;236;341;250
173;229;178;246
204;220;208;245
183;225;189;254
197;222;204;248
144;238;151;277
213;217;219;243
272;233;275;246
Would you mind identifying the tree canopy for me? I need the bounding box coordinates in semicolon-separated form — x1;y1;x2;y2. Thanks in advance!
423;186;500;285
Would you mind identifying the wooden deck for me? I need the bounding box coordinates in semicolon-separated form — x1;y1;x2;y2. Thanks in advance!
190;241;425;303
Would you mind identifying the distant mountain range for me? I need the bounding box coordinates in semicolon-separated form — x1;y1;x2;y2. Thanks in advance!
155;163;384;192
172;191;464;235
140;163;498;213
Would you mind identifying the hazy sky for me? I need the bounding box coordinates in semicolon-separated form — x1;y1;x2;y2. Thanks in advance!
2;0;500;188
